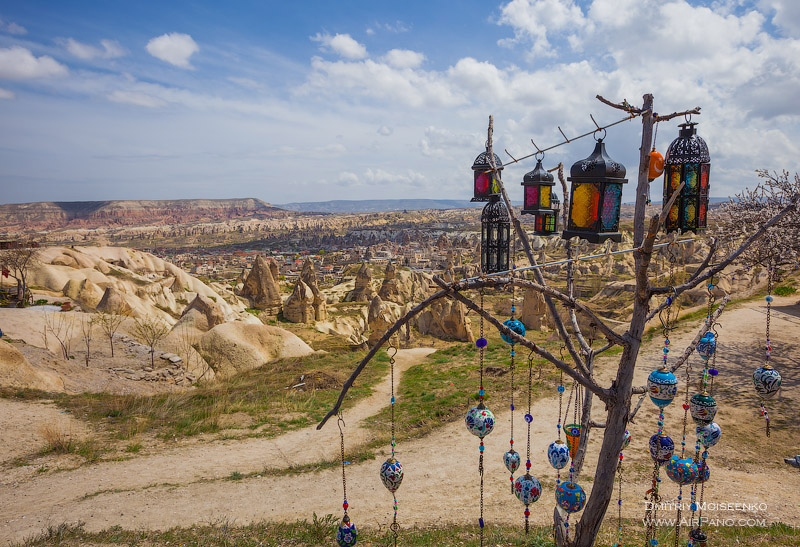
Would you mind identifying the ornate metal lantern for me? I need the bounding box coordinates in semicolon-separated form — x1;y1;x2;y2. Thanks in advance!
481;196;510;273
663;121;710;233
471;150;504;202
534;194;560;236
562;138;627;243
521;158;554;215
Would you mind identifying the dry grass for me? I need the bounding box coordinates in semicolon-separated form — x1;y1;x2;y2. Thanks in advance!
38;423;75;454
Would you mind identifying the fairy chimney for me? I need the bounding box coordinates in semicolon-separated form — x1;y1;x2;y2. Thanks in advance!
378;262;403;304
240;255;282;312
283;279;315;323
344;262;375;302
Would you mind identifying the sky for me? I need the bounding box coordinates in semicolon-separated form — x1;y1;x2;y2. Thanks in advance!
0;0;798;205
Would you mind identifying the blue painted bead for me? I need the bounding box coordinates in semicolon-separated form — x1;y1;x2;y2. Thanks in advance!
691;503;697;511
524;414;533;423
510;403;515;411
476;338;488;348
478;389;485;397
766;295;773;302
510;351;515;356
558;385;565;393
479;517;484;528
709;369;718;376
391;397;395;404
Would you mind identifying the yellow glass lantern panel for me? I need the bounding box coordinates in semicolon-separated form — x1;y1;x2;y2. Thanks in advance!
540;186;551;208
570;183;600;229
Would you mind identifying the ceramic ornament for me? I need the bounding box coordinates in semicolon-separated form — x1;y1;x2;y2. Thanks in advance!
547;440;570;470
689;527;708;547
695;460;711;484
504;449;521;474
465;403;495;438
513;473;542;505
501;318;526;344
555;481;587;513
621;429;631;451
564;424;581;460
379;458;404;493
649;432;674;465
336;515;358;547
647;367;678;407
666;456;698;485
753;365;781;399
696;332;716;360
689;392;717;426
696;422;721;448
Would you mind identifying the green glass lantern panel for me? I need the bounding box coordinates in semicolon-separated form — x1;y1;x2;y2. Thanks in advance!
545;214;556;232
570;183;600;229
600;184;622;231
541;186;551;208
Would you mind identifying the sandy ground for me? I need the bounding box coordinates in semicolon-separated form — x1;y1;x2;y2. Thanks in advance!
1;298;799;544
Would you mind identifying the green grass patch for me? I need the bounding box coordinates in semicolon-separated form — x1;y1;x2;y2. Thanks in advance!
774;285;796;296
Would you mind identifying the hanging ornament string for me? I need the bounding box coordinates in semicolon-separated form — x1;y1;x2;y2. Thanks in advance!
754;266;783;437
336;413;358;547
672;355;693;547
380;343;402;547
504;235;521;492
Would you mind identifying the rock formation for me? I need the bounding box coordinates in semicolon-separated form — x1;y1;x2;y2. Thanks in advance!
378;262;403;304
196;322;314;378
344;263;375;302
416;299;474;342
0;340;62;391
521;287;551;331
367;295;395;346
96;287;133;315
179;294;225;332
283;280;315;323
240;255;282;312
300;259;327;321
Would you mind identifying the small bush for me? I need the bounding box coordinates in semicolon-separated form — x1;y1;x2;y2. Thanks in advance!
774;285;796;296
39;424;75;454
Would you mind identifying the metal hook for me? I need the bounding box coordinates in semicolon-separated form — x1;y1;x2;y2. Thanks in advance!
504;148;519;163
684;113;693;124
558;126;571;143
559;345;567;361
593;127;607;141
590;114;601;130
387;345;398;362
337;411;346;432
530;139;542;153
535;150;544;161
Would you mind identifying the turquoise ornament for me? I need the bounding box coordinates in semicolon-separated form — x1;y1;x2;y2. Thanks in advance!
696;332;716;359
501;319;526;344
647;367;678;407
666;456;698;485
504;449;521;474
555;481;586;513
689;392;717;426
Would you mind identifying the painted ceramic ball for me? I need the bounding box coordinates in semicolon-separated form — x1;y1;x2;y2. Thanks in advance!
689;527;708;547
504;449;521;474
465;404;495;438
647;367;678;408
696;422;721;448
621;429;632;451
753;365;782;399
690;392;717;426
513;473;542;505
649;432;674;465
547;440;570;470
695;460;711;484
555;481;587;513
336;515;358;547
379;457;404;493
666;456;698;485
696;332;716;360
501;319;526;344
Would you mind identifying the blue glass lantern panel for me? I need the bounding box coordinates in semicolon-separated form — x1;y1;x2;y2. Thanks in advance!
600;184;622;231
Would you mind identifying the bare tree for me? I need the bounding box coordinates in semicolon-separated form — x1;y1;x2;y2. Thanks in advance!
0;241;40;305
175;324;210;382
133;317;169;368
96;311;126;357
79;315;96;367
315;95;800;547
43;311;74;360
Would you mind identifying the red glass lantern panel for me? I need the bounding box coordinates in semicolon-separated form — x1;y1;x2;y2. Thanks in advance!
475;172;490;197
525;185;539;208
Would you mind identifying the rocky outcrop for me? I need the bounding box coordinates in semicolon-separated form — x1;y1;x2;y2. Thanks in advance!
179;294;225;332
521;288;551;331
96;287;133;315
367;295;395;346
63;278;105;310
378;262;403;304
0;340;62;391
344;263;375;302
300;259;327;321
416;299;474;342
283;280;315;323
240;256;282;312
196;322;314;378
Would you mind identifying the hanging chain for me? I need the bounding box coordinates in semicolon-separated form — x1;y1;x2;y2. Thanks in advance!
557;369;564;442
509;244;517;492
388;344;399;546
338;413;349;517
479;289;485;547
524;350;534;534
762;267;774;436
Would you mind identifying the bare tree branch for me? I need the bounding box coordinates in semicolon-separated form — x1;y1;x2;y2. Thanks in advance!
627;391;648;424
654;107;702;122
596;95;643;114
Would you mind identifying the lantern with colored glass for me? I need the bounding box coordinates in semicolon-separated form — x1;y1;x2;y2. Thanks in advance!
471;150;504;202
663;120;711;233
481;196;510;274
521;158;559;235
562;137;627;243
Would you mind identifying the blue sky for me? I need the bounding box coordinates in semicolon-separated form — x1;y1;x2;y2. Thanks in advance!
0;0;798;205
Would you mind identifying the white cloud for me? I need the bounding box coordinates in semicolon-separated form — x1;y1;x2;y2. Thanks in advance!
377;125;393;136
383;49;425;69
366;21;410;35
107;90;167;108
310;33;367;60
0;46;68;80
760;0;800;36
0;87;14;99
65;38;126;60
496;0;587;57
0;18;27;35
146;33;199;68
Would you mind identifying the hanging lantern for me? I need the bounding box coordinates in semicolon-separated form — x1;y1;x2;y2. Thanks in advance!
649;432;674;464
379;458;404;493
689;392;717;426
562;138;627;243
534;193;560;236
481;196;511;274
666;455;698;485
697;422;721;448
555;481;586;513
564;424;581;460
471;150;503;202
647;367;678;407
521;158;555;215
663;121;711;234
547;440;570;470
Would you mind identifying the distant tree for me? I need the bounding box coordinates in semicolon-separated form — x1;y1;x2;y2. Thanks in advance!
79;315;96;367
96;311;126;357
0;241;40;305
43;311;74;360
133;317;169;368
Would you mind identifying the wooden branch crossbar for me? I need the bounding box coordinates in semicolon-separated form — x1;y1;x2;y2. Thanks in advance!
432;275;612;401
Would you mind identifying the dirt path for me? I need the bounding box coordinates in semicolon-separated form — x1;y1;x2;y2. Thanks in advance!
2;299;799;544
